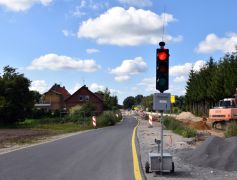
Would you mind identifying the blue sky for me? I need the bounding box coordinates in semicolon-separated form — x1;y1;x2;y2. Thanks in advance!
0;0;237;104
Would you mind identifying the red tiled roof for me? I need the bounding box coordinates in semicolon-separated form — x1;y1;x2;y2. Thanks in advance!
65;85;103;102
49;84;71;98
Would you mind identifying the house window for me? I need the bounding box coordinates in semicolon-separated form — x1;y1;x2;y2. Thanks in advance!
85;96;89;101
79;95;84;101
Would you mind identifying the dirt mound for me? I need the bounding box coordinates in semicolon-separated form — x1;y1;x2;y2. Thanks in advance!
182;136;237;171
176;112;210;130
188;121;211;130
176;112;202;122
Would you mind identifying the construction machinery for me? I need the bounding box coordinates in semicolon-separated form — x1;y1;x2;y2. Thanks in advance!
208;98;237;129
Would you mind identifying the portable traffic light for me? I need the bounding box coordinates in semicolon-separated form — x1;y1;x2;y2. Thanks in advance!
156;44;169;93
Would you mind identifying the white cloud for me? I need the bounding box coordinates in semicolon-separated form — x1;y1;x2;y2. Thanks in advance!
78;7;182;46
109;57;147;82
89;83;122;95
196;33;237;54
71;0;109;17
68;83;82;94
170;60;206;86
137;77;156;93
89;83;105;92
137;77;186;95
115;75;130;82
86;48;100;54
62;30;75;37
27;53;101;72
72;5;86;17
193;60;206;72
173;76;186;83
62;30;70;37
118;0;152;7
79;0;86;8
170;60;206;77
30;80;48;94
0;0;52;12
110;88;122;95
170;63;192;77
166;84;186;96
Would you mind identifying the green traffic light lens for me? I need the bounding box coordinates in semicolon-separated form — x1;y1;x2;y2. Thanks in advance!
158;78;167;87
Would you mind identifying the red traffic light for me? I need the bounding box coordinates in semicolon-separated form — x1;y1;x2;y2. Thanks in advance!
156;48;169;93
158;51;168;61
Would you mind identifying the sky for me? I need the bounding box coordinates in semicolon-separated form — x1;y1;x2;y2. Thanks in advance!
0;0;237;104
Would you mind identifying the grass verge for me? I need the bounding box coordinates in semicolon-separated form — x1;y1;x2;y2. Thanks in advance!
225;121;237;138
164;116;197;138
0;111;123;147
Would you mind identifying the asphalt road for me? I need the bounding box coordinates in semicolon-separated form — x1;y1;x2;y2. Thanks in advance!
0;116;138;180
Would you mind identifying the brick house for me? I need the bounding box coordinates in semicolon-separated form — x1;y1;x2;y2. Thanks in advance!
65;85;103;113
42;84;71;111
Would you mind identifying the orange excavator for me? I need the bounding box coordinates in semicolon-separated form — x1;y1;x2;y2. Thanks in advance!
208;98;237;129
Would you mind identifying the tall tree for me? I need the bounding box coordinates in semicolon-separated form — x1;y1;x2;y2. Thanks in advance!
185;51;237;116
141;95;153;111
0;66;34;125
135;94;143;105
123;96;135;109
96;88;118;110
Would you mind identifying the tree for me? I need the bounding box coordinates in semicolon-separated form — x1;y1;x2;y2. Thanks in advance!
0;66;34;125
135;94;143;105
96;88;118;110
141;95;153;111
123;96;135;109
31;90;41;104
174;96;185;111
185;51;237;116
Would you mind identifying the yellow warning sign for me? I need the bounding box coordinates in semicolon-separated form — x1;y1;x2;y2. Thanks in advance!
170;95;175;104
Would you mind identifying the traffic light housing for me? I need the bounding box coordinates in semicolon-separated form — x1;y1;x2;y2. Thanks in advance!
156;48;169;93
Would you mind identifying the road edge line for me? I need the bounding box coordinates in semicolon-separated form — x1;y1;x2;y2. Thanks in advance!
132;119;142;180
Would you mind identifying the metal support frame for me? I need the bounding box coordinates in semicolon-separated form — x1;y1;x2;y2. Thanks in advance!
160;110;164;174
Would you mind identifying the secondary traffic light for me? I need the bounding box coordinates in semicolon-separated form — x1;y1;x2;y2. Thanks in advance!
156;47;169;93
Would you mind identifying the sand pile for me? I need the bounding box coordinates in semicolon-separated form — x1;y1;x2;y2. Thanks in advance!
176;112;210;130
182;136;237;171
176;112;202;122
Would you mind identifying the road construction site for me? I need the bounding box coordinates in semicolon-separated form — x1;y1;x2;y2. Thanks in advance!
135;111;237;180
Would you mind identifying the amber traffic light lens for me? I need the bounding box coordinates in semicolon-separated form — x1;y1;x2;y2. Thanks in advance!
158;64;168;73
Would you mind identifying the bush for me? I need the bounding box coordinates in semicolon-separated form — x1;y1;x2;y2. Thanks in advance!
70;103;96;115
67;103;98;123
164;116;197;138
225;121;237;137
96;111;121;127
172;107;182;114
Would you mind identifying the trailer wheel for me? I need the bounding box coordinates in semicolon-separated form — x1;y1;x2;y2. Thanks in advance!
170;162;175;173
145;161;150;173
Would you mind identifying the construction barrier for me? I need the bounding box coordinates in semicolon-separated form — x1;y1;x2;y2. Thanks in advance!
92;116;96;128
148;113;153;127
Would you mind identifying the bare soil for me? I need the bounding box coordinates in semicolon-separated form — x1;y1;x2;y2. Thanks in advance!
0;129;52;148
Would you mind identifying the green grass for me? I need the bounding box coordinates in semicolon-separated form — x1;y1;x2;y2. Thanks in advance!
164;116;197;138
0;111;123;148
18;111;122;133
36;123;91;133
225;121;237;138
18;119;93;134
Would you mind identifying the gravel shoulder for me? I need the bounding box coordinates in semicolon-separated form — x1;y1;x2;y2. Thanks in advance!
135;113;237;180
